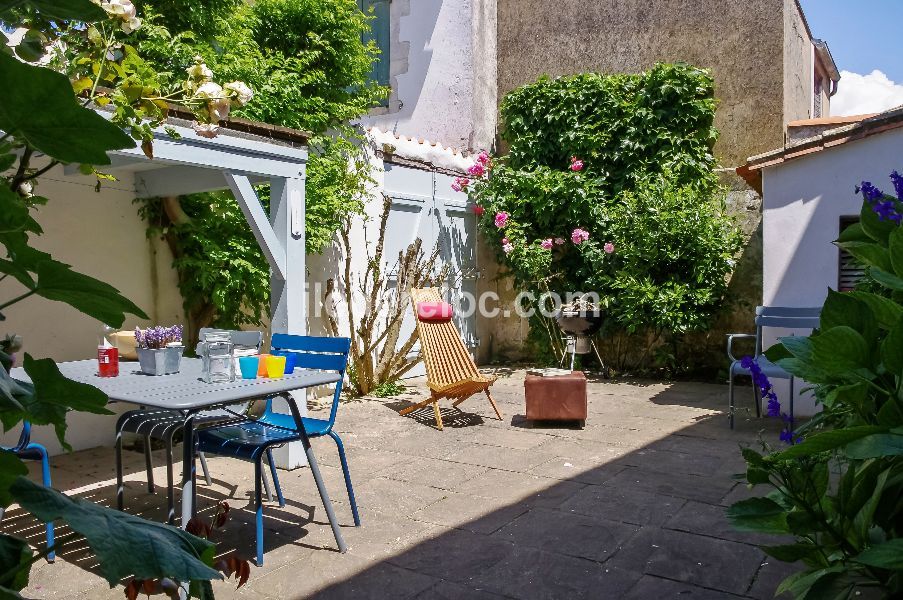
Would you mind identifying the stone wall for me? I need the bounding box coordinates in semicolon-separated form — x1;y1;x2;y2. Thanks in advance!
783;0;814;125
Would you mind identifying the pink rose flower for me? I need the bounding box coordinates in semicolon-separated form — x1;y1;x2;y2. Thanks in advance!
451;181;462;192
554;237;566;245
502;242;514;254
571;228;590;244
501;238;510;245
468;162;486;177
540;238;553;250
472;204;485;216
451;177;470;192
569;156;584;172
476;150;490;165
604;242;615;254
495;212;509;228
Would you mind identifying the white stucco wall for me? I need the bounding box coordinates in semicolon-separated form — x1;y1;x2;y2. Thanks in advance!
361;0;497;151
0;165;185;455
760;127;903;415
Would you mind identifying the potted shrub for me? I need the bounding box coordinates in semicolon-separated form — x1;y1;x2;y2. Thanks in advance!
135;325;184;375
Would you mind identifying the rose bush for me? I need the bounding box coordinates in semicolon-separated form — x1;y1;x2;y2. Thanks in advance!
461;64;741;372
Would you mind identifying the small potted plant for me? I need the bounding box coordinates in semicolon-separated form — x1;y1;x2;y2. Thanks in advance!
135;325;184;376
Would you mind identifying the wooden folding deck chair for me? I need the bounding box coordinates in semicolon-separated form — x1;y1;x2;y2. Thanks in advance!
399;287;503;430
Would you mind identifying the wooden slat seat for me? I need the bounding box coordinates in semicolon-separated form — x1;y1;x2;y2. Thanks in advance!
399;288;502;429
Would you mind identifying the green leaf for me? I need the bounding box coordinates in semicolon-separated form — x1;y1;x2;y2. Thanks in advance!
34;260;148;327
771;426;886;460
871;267;903;292
9;477;222;586
0;0;106;21
13;29;46;63
0;52;134;164
727;497;788;534
860;201;897;245
890;228;903;278
845;433;903;459
854;539;903;570
0;534;32;592
836;222;870;244
776;567;844;598
0;354;112;450
847;291;903;330
809;326;870;376
0;451;27;507
837;241;892;272
882;317;903;375
763;543;820;563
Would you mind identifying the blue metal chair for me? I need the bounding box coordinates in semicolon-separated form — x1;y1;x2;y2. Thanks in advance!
196;334;353;566
727;306;821;430
0;422;55;561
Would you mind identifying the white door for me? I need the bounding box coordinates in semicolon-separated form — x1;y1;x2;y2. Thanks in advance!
382;164;478;378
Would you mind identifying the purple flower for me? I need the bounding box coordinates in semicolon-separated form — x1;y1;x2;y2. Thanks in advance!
742;356;798;444
856;181;884;202
891;171;903;200
856;177;903;224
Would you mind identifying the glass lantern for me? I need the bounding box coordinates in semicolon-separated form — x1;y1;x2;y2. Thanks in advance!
198;330;235;383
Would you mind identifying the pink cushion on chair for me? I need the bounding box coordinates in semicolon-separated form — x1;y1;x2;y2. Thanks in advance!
417;301;454;322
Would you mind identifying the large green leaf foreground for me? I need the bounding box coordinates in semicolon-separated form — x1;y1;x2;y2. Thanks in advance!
9;477;221;586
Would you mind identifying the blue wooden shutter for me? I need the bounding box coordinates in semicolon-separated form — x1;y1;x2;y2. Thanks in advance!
359;0;390;90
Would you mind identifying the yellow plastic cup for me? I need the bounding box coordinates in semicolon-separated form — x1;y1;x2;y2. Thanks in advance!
266;355;286;379
256;353;270;376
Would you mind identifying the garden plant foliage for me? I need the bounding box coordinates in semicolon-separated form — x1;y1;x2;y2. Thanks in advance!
134;0;383;339
466;64;740;371
729;175;903;599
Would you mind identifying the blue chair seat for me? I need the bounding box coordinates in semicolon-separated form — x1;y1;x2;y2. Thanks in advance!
260;413;331;437
196;421;301;460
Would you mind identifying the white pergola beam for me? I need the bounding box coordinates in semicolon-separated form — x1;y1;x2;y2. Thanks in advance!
134;166;266;198
225;172;287;281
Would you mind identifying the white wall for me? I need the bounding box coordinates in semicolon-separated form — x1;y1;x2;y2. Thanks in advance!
0;165;185;455
761;127;903;415
362;0;497;151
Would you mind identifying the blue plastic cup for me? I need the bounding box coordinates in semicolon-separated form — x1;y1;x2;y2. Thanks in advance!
238;356;259;379
282;352;296;374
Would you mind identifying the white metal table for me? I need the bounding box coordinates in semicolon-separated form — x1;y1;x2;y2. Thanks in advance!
12;358;347;553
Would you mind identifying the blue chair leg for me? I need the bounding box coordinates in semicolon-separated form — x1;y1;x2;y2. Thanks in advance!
30;444;55;562
265;450;285;508
728;373;735;429
328;431;360;526
254;457;264;567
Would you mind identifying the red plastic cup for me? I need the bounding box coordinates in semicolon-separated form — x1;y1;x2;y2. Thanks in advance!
98;346;119;377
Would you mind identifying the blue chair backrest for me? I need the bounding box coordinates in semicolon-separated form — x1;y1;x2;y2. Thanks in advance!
270;334;351;427
754;306;821;355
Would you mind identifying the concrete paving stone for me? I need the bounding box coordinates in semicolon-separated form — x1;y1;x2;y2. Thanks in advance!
746;559;802;600
720;481;765;507
469;547;642;600
309;561;438;599
622;575;747;599
411;491;531;535
617;447;734;478
379;455;491;490
384;528;515;584
606;527;764;596
557;484;687;527
526;456;625;486
443;444;559;473
409;580;508;599
452;469;586;509
665;500;788;547
491;507;640;562
603;466;736;504
353;476;450;515
464;426;556;451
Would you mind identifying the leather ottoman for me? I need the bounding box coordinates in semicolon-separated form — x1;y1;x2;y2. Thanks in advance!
524;371;587;426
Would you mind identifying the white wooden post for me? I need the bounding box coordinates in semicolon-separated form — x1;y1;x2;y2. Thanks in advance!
268;174;309;469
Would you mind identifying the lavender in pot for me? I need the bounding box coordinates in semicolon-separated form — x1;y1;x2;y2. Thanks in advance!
135;325;184;375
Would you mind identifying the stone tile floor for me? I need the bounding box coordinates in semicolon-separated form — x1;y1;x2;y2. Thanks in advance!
3;370;798;599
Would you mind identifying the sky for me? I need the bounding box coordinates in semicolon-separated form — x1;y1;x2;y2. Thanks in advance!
800;0;903;115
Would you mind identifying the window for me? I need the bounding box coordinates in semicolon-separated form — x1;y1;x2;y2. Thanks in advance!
359;0;390;90
838;217;863;292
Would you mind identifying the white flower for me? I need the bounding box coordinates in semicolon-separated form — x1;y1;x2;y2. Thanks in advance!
208;97;231;121
192;122;220;138
121;16;141;34
195;81;224;99
186;57;213;83
224;81;253;107
17;181;33;197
